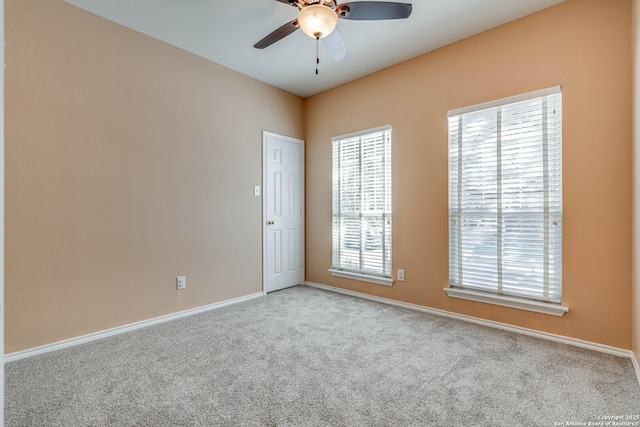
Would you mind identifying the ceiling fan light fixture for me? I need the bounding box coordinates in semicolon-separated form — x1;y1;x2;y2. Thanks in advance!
297;5;338;39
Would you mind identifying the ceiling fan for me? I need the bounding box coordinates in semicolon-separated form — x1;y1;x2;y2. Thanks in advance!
254;0;413;63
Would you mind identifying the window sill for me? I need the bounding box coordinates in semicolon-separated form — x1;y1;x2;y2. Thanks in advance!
329;269;394;286
444;287;568;317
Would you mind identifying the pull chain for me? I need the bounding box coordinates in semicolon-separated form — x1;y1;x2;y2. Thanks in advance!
315;34;320;75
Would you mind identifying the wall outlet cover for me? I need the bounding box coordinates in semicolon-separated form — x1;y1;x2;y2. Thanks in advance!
176;276;186;290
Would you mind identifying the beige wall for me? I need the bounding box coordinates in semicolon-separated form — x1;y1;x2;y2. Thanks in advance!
634;0;640;361
305;0;633;349
5;0;304;353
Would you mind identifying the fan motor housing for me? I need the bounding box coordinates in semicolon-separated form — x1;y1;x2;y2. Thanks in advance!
337;5;351;17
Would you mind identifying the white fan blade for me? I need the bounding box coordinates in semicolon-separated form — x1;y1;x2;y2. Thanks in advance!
322;28;348;62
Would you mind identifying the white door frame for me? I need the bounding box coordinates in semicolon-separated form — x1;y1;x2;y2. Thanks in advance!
262;131;304;295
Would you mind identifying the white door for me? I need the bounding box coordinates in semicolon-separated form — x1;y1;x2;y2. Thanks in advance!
263;132;304;293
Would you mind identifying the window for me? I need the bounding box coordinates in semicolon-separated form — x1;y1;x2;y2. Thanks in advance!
447;87;565;315
330;126;392;286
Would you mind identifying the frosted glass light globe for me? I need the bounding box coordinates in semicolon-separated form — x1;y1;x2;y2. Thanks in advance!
297;5;338;39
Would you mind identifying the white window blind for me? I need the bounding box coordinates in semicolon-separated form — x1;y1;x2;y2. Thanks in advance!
448;87;562;303
332;126;392;279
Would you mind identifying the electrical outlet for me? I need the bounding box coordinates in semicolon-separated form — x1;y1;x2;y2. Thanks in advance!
397;269;405;281
254;185;261;196
176;276;186;290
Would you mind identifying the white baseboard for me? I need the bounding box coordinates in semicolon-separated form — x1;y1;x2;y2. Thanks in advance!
632;352;640;388
5;292;264;363
305;281;640;387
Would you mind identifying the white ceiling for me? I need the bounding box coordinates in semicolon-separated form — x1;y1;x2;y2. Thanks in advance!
63;0;565;98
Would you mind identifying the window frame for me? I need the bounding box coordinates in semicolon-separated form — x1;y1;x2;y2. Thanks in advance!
445;87;568;316
329;125;393;286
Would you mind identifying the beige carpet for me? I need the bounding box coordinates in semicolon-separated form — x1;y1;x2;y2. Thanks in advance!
6;285;640;426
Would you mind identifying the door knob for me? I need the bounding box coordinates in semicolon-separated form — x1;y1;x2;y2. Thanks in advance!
267;220;275;225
